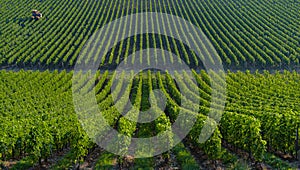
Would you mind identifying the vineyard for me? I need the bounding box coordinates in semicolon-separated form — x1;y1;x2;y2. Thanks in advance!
0;70;299;169
0;0;299;69
1;0;300;169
